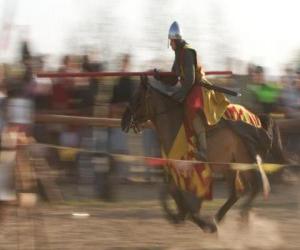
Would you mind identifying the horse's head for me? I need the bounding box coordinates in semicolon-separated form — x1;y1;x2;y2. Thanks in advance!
121;75;152;133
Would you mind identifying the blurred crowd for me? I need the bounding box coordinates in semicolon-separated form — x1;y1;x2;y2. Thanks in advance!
0;41;162;200
239;64;300;117
0;40;300;199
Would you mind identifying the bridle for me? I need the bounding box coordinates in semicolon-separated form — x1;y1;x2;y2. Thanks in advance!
144;84;182;118
124;83;181;133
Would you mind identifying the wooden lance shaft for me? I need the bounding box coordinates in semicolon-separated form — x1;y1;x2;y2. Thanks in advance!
36;70;239;96
36;70;232;78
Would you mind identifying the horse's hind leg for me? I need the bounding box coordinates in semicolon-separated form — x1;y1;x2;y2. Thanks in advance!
240;171;260;222
215;170;239;223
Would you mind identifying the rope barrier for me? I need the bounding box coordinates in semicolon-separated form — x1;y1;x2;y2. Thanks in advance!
34;114;300;134
31;113;299;175
29;142;287;173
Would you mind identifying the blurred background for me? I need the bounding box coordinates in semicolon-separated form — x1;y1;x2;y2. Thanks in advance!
0;0;299;249
1;0;300;73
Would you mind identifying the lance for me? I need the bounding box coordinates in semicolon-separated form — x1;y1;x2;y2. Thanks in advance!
36;70;232;78
200;78;241;97
36;70;240;96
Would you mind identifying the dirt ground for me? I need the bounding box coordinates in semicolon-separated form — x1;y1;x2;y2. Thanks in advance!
0;179;299;250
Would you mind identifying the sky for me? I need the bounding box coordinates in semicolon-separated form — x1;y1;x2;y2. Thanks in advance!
0;0;300;75
224;0;300;73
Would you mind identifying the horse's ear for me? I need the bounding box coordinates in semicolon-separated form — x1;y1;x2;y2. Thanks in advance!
140;75;148;88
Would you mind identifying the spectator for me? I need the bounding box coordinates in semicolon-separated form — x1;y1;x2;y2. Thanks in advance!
281;69;300;156
51;55;74;112
247;66;281;114
51;56;78;180
5;41;35;99
32;56;52;112
4;41;36;136
0;64;7;131
240;63;263;113
110;54;135;111
292;69;300;114
108;54;135;182
2;47;36;200
77;54;104;116
142;128;161;182
280;67;300;117
80;53;110;199
281;66;295;89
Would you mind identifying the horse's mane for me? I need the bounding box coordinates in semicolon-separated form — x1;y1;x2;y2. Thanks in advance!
147;82;182;107
145;82;184;154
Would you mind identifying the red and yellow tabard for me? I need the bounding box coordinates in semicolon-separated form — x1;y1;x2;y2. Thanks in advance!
179;45;230;126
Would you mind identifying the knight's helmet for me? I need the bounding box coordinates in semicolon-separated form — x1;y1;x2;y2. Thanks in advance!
168;21;182;40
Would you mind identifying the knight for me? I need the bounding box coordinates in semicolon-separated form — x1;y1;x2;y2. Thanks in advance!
154;21;229;161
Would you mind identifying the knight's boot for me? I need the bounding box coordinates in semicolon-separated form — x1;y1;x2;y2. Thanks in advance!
195;131;208;162
192;114;208;162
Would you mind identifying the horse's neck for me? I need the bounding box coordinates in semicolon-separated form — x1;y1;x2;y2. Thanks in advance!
149;88;184;155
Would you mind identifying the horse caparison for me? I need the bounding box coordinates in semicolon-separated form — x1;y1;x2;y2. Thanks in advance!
121;76;287;233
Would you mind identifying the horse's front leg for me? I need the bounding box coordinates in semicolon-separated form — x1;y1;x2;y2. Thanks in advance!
215;170;239;223
160;180;217;233
179;191;218;233
190;212;218;233
160;182;188;224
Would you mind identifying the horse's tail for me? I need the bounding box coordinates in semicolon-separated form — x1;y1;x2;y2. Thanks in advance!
259;115;288;164
256;155;271;199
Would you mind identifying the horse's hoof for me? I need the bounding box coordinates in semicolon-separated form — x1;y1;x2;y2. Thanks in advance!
165;215;185;225
240;210;252;224
202;222;218;233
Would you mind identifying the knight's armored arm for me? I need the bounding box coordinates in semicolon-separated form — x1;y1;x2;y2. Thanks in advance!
159;75;178;85
153;68;178;85
172;50;195;102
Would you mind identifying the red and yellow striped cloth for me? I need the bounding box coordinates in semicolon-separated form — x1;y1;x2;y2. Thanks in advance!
162;124;213;200
223;104;261;128
162;103;261;199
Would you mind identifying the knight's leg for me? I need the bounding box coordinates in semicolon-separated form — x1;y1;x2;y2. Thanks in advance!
192;114;207;161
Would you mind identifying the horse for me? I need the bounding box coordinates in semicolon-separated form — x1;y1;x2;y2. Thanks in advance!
121;76;288;233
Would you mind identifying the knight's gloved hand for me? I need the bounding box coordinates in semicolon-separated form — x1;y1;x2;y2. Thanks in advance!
172;89;188;103
153;68;161;81
160;75;178;85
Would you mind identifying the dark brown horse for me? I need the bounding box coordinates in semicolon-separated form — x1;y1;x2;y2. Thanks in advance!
121;76;287;233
